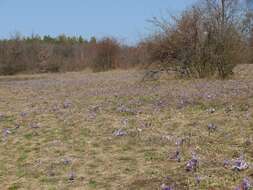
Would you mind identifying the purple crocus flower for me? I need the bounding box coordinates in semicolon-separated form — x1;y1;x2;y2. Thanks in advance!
29;123;40;129
242;178;251;190
20;112;27;117
176;138;186;146
62;158;71;165
186;154;198;172
232;156;249;171
223;160;230;168
195;176;201;184
2;128;11;141
3;128;11;138
236;178;251;190
63;101;71;109
121;119;128;126
170;150;181;162
163;187;173;190
113;129;127;137
68;172;76;181
161;184;173;190
140;122;152;129
207;123;217;133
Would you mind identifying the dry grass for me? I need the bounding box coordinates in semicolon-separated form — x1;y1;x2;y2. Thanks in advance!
0;66;253;190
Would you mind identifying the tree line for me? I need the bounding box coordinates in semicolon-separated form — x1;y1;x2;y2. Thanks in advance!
0;34;143;75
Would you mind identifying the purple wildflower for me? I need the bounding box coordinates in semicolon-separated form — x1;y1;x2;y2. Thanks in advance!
242;178;251;190
176;138;186;146
88;112;97;120
62;158;71;165
113;129;127;137
20;112;27;117
121;118;128;126
117;105;135;114
170;150;181;162
29;123;40;129
68;172;76;181
236;178;251;190
195;176;201;185
244;138;252;146
208;123;217;133
2;128;11;141
52;105;59;112
140;122;152;129
161;184;173;190
232;156;249;171
63;101;71;109
186;154;198;172
3;128;11;138
223;160;230;168
90;105;100;113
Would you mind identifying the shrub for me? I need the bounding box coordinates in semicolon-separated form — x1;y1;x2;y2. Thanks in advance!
91;38;120;72
0;38;26;75
146;0;252;79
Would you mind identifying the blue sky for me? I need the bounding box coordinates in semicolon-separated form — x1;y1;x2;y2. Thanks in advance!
0;0;196;44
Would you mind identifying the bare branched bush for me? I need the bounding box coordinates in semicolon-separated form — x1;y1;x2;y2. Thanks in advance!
0;37;26;75
146;0;253;79
91;38;120;72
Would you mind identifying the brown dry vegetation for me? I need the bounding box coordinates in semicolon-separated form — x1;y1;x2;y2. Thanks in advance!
0;36;140;76
0;64;253;190
145;0;253;79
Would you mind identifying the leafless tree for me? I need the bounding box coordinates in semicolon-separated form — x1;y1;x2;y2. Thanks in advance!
145;0;253;78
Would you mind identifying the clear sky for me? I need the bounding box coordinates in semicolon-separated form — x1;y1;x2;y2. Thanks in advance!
0;0;197;44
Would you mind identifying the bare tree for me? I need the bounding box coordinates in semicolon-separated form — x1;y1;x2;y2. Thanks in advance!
91;38;120;72
145;0;253;78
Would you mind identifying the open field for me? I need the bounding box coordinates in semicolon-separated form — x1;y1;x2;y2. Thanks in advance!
0;65;253;190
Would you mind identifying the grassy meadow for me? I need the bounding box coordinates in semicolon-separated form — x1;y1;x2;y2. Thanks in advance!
0;65;253;190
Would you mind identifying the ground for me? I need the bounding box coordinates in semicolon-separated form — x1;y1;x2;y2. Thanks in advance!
0;65;253;190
